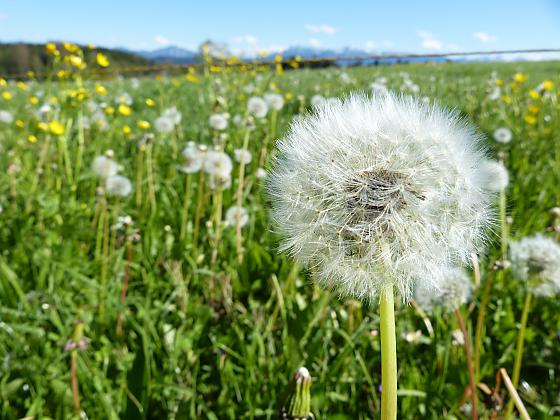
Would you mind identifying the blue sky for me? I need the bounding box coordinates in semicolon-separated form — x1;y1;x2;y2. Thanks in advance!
1;0;559;54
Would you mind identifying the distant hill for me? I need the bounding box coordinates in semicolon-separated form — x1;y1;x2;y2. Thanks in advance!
131;46;199;64
0;42;151;77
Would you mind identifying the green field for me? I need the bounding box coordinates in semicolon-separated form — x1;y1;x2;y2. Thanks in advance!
0;55;559;419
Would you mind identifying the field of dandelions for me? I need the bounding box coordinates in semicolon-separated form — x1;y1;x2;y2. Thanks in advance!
0;45;559;419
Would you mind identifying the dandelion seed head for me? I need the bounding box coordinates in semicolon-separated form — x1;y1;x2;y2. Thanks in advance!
509;234;560;297
179;143;205;173
92;155;118;178
268;92;495;303
493;127;512;144
225;206;249;227
234;148;252;164
414;267;472;312
0;110;14;124
105;175;132;197
209;113;228;130
248;96;269;118
480;159;509;192
155;116;175;133
264;93;285;111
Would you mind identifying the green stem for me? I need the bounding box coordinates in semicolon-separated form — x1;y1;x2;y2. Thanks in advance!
380;286;397;420
499;190;508;260
474;270;496;381
454;308;478;420
179;173;192;242
505;291;532;420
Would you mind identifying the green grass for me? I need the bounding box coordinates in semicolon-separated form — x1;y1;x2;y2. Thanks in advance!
0;59;559;419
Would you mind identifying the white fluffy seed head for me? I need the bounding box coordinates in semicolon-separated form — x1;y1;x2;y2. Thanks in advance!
179;143;205;173
234;148;252;164
493;127;512;144
106;175;132;197
163;106;182;125
509;234;560;297
480;159;509;192
268;92;495;303
248;97;269;118
209;113;228;130
154;116;175;133
225;206;249;228
92;155;118;178
414;267;472;313
264;93;285;111
0;110;14;124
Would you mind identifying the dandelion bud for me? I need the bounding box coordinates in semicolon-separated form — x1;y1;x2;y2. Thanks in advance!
280;367;313;420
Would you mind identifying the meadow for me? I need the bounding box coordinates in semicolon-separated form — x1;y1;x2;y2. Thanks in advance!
0;45;559;419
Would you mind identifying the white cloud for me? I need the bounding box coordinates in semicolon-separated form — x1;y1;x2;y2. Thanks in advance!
382;40;395;48
305;24;338;35
418;31;443;50
473;32;496;43
309;38;321;48
155;35;171;46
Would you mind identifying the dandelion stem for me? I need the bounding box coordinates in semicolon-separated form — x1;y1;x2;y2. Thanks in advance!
211;188;223;266
193;171;206;254
98;197;110;323
505;291;532;420
71;351;80;415
135;144;145;214
235;128;251;263
453;308;478;420
499;190;508;260
179;173;192;242
117;240;133;337
380;285;397;420
474;269;496;381
146;143;157;213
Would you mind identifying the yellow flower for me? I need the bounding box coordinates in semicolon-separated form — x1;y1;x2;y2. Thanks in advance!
69;55;85;69
27;71;35;78
29;96;39;105
541;80;554;91
122;125;132;135
495;79;503;86
16;81;28;91
2;91;13;101
27;134;38;144
96;52;110;68
137;120;151;130
285;92;293;100
0;78;6;86
524;115;537;125
501;95;512;104
45;42;58;54
185;73;200;84
87;43;96;50
145;98;155;107
37;122;49;131
513;72;527;83
15;119;24;128
528;104;540;114
95;83;108;95
63;42;79;53
529;89;540;100
57;70;69;79
105;106;115;116
48;121;65;136
118;104;132;116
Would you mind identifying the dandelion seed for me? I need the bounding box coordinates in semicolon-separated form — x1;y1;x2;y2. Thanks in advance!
179;143;206;173
414;267;472;313
268;92;494;303
310;94;326;108
106;175;132;197
493;127;512;144
256;168;267;179
0;110;14;123
163;106;182;125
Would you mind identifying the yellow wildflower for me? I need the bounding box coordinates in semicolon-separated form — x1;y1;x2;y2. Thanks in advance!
29;96;39;105
37;122;49;131
524;115;537;125
45;42;58;54
2;91;13;101
137;120;151;130
28;134;38;144
185;73;200;84
501;95;512;104
0;78;6;86
118;104;132;116
63;42;79;53
145;98;155;107
16;81;28;91
105;106;115;116
69;55;85;69
541;80;554;91
495;79;503;86
122;125;132;135
48;121;65;136
15;119;24;128
95;83;108;95
513;72;527;83
528;104;540;114
529;90;540;100
96;53;110;68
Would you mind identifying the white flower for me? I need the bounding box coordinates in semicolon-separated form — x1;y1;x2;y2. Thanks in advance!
414;267;472;312
154;116;175;133
268;92;494;302
209;113;228;130
92;156;118;178
264;93;285;111
116;92;133;105
0;110;14;124
370;82;388;95
234;148;252;164
310;94;326;108
480;159;509;192
451;329;464;346
179;143;205;173
402;330;423;344
163;106;182;125
247;96;269;118
225;206;249;227
106;175;132;197
509;234;560;297
207;172;232;190
493;127;512;144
